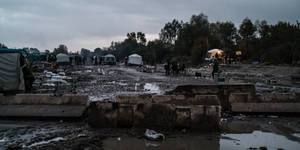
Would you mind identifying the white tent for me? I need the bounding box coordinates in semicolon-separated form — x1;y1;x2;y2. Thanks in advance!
207;49;224;53
128;54;143;66
56;53;70;65
205;49;223;61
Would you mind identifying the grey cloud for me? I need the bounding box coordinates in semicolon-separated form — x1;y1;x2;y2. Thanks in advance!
0;0;299;51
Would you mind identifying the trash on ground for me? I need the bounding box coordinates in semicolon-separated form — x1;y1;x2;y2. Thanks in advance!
145;129;165;141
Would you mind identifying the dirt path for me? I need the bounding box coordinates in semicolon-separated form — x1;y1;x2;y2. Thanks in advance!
1;64;300;149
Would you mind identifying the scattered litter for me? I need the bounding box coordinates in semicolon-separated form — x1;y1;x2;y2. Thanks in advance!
269;122;271;124
145;129;165;141
267;115;278;118
77;134;87;137
60;120;63;123
237;117;245;120
258;115;265;118
118;137;121;141
220;118;227;123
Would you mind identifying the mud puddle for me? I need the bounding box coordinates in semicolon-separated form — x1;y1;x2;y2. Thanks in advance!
103;130;300;150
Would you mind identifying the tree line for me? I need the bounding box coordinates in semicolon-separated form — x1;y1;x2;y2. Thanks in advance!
88;13;300;66
1;13;299;66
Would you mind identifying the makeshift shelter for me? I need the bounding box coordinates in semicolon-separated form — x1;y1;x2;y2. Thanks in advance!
104;54;116;65
128;54;143;66
56;53;70;65
0;49;25;92
205;49;224;61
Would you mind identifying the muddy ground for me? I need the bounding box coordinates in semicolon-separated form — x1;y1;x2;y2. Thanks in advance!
1;62;300;149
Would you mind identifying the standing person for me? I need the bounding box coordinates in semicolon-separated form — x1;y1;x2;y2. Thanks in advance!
99;57;103;66
180;63;186;74
22;65;35;91
69;56;73;65
94;56;98;65
116;57;120;67
171;57;177;75
78;56;82;67
125;57;128;67
82;56;85;65
212;58;219;78
164;59;170;75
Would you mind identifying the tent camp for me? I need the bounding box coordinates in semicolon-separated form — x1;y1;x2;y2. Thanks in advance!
0;49;25;92
128;54;143;66
205;49;224;61
103;54;116;65
56;53;70;65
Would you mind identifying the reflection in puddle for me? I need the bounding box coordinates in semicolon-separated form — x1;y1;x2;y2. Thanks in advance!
103;135;219;150
103;131;300;150
220;131;300;150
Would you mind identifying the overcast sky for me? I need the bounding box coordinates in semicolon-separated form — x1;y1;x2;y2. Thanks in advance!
0;0;299;52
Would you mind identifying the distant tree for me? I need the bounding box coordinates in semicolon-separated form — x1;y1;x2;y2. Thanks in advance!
191;37;208;65
159;19;183;44
45;49;50;54
238;17;257;40
81;48;91;58
218;21;238;49
0;43;8;48
137;32;147;45
53;44;68;55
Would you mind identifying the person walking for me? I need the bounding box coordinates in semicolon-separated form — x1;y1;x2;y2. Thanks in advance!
99;57;103;66
116;57;120;67
171;57;177;75
212;58;219;78
94;56;98;65
164;59;170;75
125;57;128;67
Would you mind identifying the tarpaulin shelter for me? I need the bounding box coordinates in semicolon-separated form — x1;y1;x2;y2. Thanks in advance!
128;54;143;66
56;53;70;65
0;49;25;92
205;49;224;61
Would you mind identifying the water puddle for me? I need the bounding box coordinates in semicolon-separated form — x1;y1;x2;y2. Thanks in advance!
103;131;300;150
220;131;300;150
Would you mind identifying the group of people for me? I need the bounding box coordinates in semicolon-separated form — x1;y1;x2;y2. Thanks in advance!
91;56;103;66
164;57;186;75
46;54;56;62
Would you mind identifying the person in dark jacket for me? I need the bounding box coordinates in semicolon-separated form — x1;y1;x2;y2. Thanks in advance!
164;59;170;75
171;57;177;75
212;58;219;78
